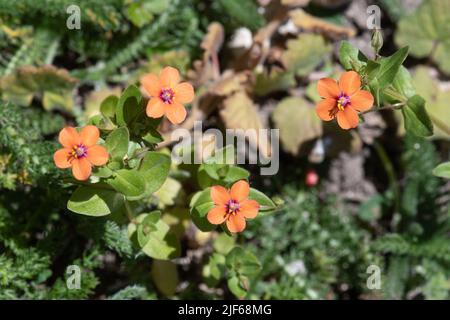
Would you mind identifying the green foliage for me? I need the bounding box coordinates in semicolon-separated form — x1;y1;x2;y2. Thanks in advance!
373;135;450;299
0;102;65;189
242;189;376;299
216;0;265;31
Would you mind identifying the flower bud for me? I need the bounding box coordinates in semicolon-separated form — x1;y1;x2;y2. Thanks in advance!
371;29;384;55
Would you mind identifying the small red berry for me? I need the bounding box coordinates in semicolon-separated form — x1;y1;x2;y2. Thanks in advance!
305;170;319;187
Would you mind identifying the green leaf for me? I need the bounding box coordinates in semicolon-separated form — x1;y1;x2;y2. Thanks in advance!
126;0;170;27
213;233;235;255
138;152;171;195
153;177;183;208
375;46;409;88
106;169;147;201
151;259;178;297
105;127;129;162
226;247;261;277
391;66;415;99
142;127;163;145
227;275;247;298
189;188;216;232
203;253;226;286
92;166;114;178
402;94;434;137
339;41;368;71
67;185;122;216
249;188;277;216
395;0;450;75
223;166;250;184
365;60;381;81
100;95;118;120
433;162;450;179
138;211;181;260
282;34;332;77
225;247;260;297
116;85;142;126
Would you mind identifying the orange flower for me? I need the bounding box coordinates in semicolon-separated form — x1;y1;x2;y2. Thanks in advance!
140;66;195;125
316;71;374;129
53;126;109;181
207;180;260;233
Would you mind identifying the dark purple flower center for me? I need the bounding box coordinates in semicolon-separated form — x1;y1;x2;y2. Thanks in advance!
337;93;351;110
226;199;240;215
160;88;175;104
70;144;88;160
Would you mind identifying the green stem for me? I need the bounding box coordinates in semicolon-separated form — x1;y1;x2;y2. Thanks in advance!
362;102;405;115
373;141;400;217
124;199;135;223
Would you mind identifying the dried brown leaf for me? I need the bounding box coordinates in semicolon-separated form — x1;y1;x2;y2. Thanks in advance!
290;8;356;39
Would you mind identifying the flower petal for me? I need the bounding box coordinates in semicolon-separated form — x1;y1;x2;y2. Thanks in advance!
239;199;259;219
230;180;250;202
336;107;359;130
174;82;194;104
165;102;187;125
87;145;109;166
226;213;246;233
59;127;80;148
71;158;92;181
53;148;71;168
339;71;361;96
160;66;180;88
350;90;374;112
79;125;99;147
210;185;231;205
146;98;166;118
317;78;340;99
140;73;161;97
207;206;227;225
316;98;337;121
